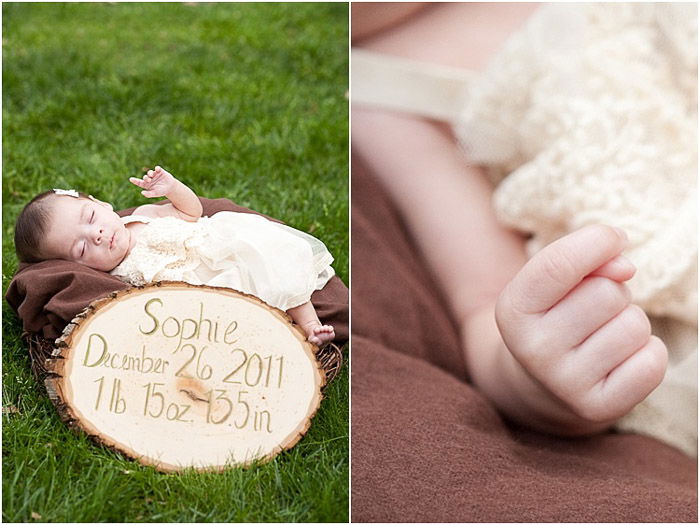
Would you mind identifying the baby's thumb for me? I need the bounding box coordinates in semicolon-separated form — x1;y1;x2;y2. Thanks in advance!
500;224;628;316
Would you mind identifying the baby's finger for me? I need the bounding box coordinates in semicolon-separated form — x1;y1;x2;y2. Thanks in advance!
582;335;667;422
504;225;628;315
543;276;631;348
129;177;146;188
589;255;636;282
567;304;651;386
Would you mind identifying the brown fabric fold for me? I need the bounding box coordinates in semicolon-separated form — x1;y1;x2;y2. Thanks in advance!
350;151;697;522
6;197;348;342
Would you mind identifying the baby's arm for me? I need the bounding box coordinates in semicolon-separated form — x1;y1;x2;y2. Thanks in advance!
353;109;526;320
129;166;203;221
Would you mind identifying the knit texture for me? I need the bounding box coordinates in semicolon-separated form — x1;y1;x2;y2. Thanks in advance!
455;3;698;456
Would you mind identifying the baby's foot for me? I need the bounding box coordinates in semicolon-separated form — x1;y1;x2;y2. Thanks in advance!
305;324;335;346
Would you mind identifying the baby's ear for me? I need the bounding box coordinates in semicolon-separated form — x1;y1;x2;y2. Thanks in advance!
89;195;113;211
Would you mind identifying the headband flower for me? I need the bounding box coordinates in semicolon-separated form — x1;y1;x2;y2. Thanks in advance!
53;189;79;198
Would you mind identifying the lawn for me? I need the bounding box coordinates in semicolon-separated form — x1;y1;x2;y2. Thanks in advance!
2;2;348;522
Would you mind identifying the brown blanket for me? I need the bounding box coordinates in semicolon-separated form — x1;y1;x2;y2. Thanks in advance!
351;152;697;522
6;197;348;343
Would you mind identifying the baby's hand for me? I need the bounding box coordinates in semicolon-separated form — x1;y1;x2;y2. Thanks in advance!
129;166;178;198
495;225;667;425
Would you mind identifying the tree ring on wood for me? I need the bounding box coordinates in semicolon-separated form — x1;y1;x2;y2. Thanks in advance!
44;282;325;472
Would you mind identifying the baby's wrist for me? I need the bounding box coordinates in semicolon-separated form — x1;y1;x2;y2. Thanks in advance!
165;178;187;197
166;180;203;218
462;303;616;436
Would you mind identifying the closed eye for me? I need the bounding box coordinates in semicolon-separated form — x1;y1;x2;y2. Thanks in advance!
89;210;95;223
80;242;86;258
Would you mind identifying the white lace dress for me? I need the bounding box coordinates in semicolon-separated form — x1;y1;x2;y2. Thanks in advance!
110;212;335;312
353;3;697;456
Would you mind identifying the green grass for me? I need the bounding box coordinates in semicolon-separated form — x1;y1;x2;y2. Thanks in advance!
2;3;348;522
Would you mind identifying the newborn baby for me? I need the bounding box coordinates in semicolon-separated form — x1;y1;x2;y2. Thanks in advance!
14;166;336;346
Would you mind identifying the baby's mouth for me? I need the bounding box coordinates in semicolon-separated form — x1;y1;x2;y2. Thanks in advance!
109;232;116;249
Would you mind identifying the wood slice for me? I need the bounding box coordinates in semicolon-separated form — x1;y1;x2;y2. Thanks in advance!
45;282;325;472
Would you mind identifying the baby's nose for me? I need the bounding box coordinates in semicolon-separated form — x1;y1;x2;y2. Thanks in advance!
94;227;104;244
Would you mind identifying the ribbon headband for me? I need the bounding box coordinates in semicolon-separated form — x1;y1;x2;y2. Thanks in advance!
53;189;97;201
53;189;79;198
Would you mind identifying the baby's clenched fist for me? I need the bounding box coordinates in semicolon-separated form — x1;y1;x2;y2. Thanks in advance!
495;225;667;425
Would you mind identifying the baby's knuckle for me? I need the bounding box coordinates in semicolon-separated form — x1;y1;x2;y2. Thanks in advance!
502;326;548;372
617;304;652;342
518;329;555;361
636;336;668;385
570;392;617;423
548;367;582;402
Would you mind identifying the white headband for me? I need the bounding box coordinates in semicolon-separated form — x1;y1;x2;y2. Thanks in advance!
53;189;79;198
52;189;97;201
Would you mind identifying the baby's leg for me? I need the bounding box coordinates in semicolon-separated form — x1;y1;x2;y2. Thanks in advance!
287;301;335;346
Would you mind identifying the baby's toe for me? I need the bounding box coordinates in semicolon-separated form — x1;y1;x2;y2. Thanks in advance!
311;326;335;344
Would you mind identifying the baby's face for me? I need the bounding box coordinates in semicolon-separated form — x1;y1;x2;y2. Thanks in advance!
42;196;130;271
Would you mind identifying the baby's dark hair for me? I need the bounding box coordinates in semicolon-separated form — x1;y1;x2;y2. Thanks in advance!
14;190;90;263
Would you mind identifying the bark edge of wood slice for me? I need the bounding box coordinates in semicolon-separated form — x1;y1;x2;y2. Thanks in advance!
45;281;326;473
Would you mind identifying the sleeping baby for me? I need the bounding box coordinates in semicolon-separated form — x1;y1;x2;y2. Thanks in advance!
14;166;336;347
